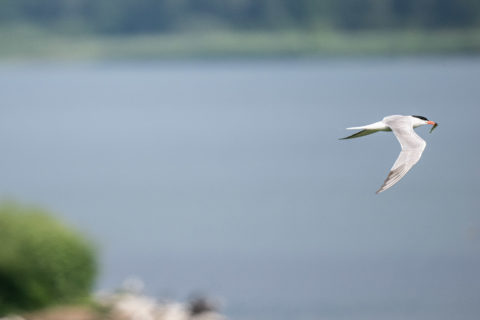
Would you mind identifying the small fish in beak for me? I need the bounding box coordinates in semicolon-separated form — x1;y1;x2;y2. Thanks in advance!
427;121;438;133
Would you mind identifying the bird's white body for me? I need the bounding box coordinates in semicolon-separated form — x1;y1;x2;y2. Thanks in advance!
341;115;437;194
347;116;427;131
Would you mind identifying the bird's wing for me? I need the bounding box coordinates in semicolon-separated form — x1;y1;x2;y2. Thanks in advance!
339;129;379;140
376;117;426;194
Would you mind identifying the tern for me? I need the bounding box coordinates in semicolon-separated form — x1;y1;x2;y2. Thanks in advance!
341;115;438;194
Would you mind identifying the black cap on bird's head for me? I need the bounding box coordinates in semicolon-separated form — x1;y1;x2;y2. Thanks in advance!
412;115;438;133
412;115;428;121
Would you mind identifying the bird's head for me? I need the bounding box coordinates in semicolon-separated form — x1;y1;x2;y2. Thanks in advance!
412;115;438;133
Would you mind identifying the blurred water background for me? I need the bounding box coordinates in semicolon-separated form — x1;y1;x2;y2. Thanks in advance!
1;57;480;319
1;1;480;319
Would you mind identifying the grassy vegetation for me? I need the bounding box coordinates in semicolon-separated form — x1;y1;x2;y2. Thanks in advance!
0;26;479;61
0;203;97;316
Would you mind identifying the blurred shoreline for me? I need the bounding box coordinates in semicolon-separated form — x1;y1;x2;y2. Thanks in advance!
1;26;479;62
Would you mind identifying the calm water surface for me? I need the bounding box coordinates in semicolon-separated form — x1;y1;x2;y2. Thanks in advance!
1;57;479;319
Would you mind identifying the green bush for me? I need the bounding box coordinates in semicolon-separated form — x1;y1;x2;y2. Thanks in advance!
0;203;97;315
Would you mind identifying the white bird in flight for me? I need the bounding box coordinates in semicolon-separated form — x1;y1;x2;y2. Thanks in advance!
341;115;438;194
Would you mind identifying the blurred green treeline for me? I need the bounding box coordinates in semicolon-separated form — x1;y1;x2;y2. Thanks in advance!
0;203;97;315
1;0;479;34
1;0;480;59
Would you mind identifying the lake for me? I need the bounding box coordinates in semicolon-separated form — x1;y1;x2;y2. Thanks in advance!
1;57;479;319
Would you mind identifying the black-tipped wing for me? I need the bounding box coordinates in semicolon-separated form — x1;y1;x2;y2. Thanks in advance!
376;117;426;194
340;129;378;140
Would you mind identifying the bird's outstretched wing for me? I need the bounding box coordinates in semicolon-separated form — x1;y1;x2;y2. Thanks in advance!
339;129;379;140
376;118;426;194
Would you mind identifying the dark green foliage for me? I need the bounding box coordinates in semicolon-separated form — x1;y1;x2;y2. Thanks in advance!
0;203;97;315
0;0;479;34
